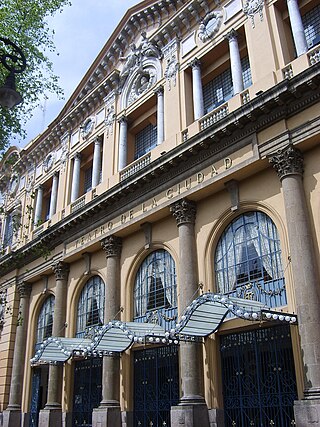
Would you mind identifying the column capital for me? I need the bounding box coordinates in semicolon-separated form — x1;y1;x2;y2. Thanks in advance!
17;282;32;299
94;135;103;145
52;261;70;281
101;235;122;258
73;152;81;161
170;198;197;226
224;28;238;42
154;85;164;96
53;171;59;178
117;115;127;124
269;144;304;180
189;58;201;70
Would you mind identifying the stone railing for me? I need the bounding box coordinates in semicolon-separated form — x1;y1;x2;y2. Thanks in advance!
308;46;320;66
120;153;151;181
33;224;44;237
199;103;229;131
71;195;86;213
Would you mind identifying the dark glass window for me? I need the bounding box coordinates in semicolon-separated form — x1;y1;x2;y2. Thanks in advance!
3;213;13;248
302;5;320;48
134;124;157;160
214;211;286;307
76;276;105;337
36;295;55;344
134;250;177;318
203;56;252;114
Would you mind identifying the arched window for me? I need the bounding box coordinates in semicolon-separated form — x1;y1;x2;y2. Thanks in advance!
134;250;177;323
76;276;105;337
214;211;286;307
36;295;55;344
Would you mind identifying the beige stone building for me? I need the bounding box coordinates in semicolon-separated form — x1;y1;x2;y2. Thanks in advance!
0;0;320;426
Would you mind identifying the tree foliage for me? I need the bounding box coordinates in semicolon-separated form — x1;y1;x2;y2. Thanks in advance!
0;0;71;153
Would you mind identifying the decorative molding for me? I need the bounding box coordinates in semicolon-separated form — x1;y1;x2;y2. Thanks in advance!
43;152;55;173
225;179;239;211
243;0;264;28
164;56;179;90
80;116;95;139
170;198;197;225
101;235;122;258
269;145;304;180
105;105;116;137
52;261;70;281
17;281;32;299
198;11;223;42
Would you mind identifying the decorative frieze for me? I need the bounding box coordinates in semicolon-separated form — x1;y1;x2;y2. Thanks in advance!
52;261;70;281
101;235;122;258
170;198;197;225
198;11;223;42
269;145;304;180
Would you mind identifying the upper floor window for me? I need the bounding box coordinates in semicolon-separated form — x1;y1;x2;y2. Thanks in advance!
302;4;320;48
76;275;105;337
36;295;55;344
3;212;13;248
134;250;177;322
135;123;157;160
214;211;286;307
203;56;252;114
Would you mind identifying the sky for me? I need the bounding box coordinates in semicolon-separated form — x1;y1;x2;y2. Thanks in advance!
20;0;139;146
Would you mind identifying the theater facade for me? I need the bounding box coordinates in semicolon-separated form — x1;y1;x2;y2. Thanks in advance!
0;0;320;426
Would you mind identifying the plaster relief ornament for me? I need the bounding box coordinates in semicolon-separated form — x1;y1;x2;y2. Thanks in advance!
198;11;223;42
8;174;19;196
243;0;264;27
127;70;156;105
119;31;162;87
164;56;179;90
80;117;94;139
43;152;55;173
105;105;116;137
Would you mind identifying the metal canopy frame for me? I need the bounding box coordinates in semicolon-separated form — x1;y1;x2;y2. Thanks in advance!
31;292;297;364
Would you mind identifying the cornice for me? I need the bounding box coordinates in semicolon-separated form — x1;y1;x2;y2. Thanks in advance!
0;63;319;276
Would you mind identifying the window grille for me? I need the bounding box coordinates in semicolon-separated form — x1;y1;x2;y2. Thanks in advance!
3;213;13;248
84;166;93;193
303;5;320;48
134;250;177;321
36;295;55;344
76;276;105;337
134;124;157;160
203;57;252;114
214;211;286;307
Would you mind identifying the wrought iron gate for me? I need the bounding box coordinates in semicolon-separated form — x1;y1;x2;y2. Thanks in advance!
72;358;102;427
134;345;179;427
220;325;297;427
30;368;41;427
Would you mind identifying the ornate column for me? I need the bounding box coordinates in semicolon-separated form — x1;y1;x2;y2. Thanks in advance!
118;116;128;171
155;86;165;145
92;137;102;188
269;145;320;425
225;29;244;95
39;261;69;427
287;0;308;57
190;59;204;120
48;172;59;219
34;185;43;226
3;282;32;427
92;236;122;427
70;153;81;203
170;199;209;427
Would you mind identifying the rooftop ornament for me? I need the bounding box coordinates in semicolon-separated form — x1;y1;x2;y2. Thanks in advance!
0;37;26;109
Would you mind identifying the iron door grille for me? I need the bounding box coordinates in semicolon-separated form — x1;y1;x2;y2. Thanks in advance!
72;358;102;427
134;345;179;427
220;325;297;427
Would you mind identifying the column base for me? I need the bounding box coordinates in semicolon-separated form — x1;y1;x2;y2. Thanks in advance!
171;402;210;427
38;407;63;427
92;405;121;427
2;408;22;427
208;408;225;427
294;398;320;426
121;410;133;427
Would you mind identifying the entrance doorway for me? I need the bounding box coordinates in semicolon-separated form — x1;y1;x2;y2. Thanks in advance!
72;358;102;427
220;325;297;426
29;366;49;427
134;345;179;427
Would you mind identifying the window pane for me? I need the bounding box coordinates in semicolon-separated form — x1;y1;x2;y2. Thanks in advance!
135;124;157;160
36;295;55;343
